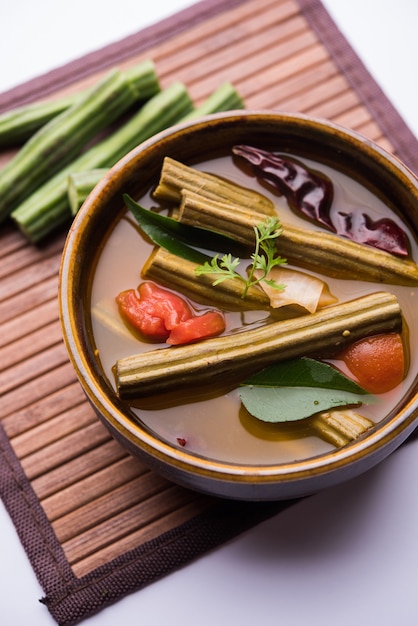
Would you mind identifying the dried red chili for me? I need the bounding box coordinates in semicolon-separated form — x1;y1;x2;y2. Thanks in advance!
233;144;410;257
335;211;409;257
232;144;335;230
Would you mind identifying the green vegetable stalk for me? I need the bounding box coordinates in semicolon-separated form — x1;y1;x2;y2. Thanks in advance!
11;82;194;242
180;82;244;121
0;94;79;147
66;83;246;216
312;410;374;447
0;61;162;146
0;60;160;224
153;156;274;214
67;169;109;215
0;63;163;146
142;246;273;311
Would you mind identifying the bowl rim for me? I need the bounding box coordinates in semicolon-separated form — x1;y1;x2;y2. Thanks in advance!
59;109;418;490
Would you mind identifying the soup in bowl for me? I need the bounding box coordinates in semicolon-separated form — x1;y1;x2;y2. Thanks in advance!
59;111;418;500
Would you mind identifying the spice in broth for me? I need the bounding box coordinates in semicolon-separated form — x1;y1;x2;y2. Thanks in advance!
90;153;417;465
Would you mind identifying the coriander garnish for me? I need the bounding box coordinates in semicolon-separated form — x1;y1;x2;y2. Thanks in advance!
195;216;287;297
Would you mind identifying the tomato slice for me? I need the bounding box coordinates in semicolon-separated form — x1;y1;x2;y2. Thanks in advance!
116;282;225;345
136;282;192;329
167;311;226;345
338;332;405;394
116;282;192;342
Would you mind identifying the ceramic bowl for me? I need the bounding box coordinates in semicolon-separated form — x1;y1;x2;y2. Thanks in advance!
59;111;418;501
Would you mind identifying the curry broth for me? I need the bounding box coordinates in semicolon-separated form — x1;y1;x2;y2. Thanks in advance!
90;154;418;465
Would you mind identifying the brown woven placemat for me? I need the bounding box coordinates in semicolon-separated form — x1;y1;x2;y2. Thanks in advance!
1;0;417;624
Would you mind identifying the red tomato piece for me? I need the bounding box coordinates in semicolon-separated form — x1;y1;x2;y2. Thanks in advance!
116;282;225;345
338;332;405;394
167;311;226;345
136;282;192;329
116;288;169;340
116;282;192;342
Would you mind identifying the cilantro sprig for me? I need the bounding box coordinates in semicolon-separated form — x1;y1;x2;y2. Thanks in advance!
195;216;287;297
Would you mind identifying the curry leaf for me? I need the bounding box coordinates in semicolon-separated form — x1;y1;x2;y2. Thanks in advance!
240;357;373;423
123;194;241;263
239;386;371;423
243;357;368;394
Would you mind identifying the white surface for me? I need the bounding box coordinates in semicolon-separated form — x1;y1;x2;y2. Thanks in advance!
1;1;418;625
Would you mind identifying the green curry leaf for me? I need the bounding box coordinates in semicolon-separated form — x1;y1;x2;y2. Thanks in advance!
123;194;242;263
243;357;368;394
239;386;372;423
240;357;373;423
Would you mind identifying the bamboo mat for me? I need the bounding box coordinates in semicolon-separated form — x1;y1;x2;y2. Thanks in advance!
1;0;418;624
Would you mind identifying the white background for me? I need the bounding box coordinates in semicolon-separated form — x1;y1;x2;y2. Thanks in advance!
1;1;418;625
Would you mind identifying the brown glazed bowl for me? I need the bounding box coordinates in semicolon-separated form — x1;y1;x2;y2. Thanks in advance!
59;111;418;501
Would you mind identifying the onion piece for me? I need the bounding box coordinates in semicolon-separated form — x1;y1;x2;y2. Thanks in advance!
255;267;337;313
